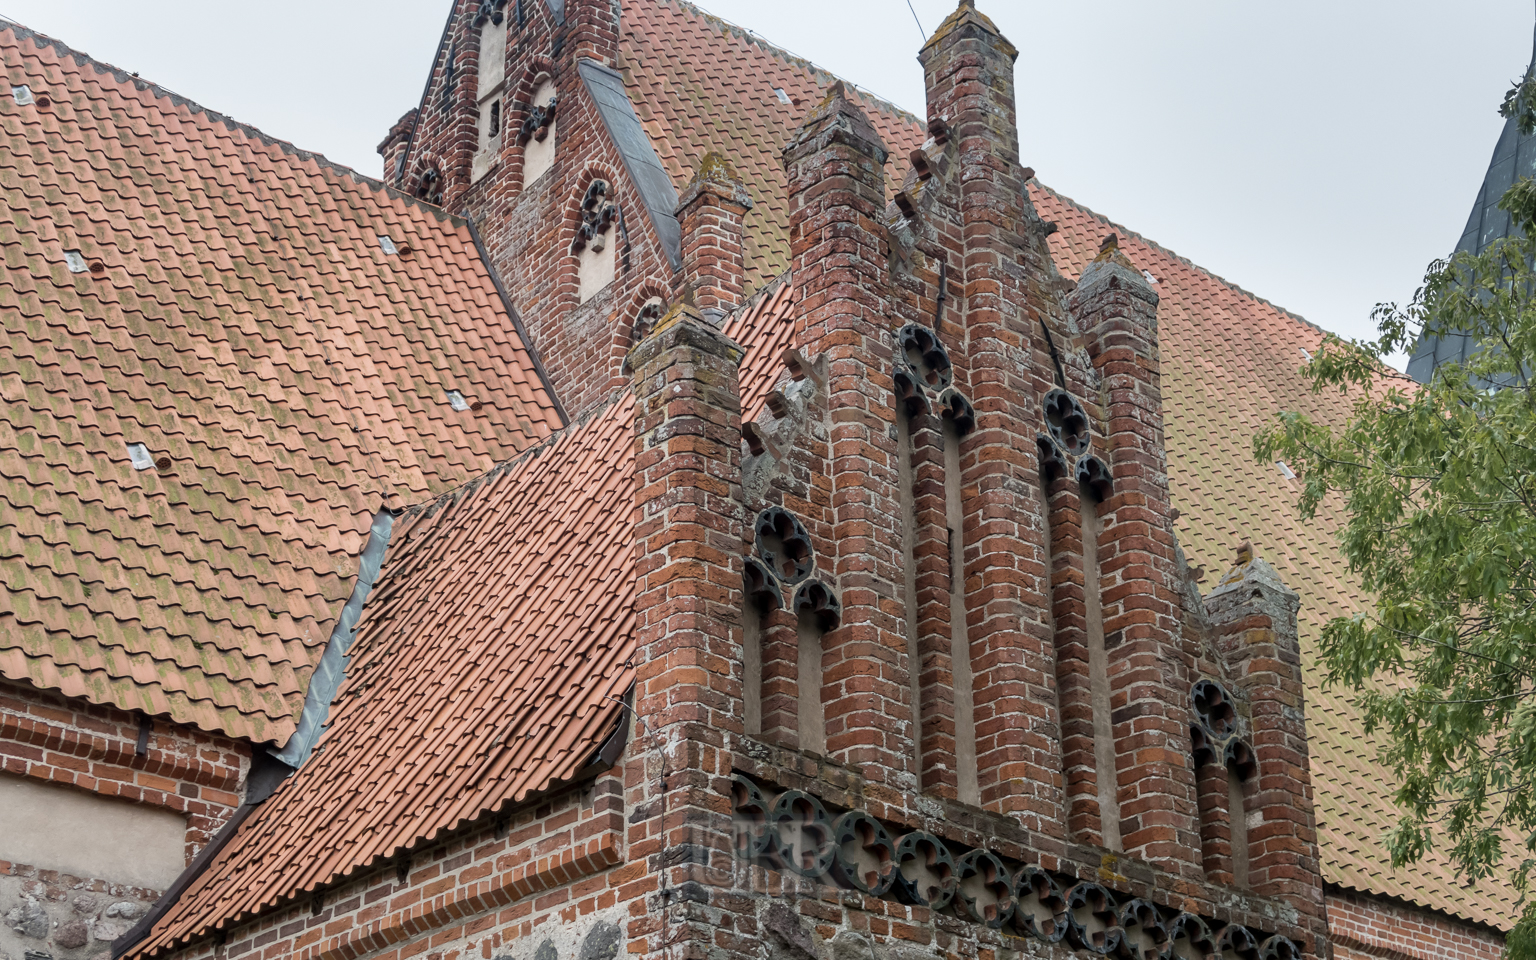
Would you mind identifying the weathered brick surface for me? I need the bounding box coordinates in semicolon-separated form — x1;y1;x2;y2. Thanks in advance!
391;0;677;420
0;680;246;960
1069;246;1201;882
157;777;625;960
1206;553;1324;918
782;83;913;788
1327;888;1504;960
124;3;1494;960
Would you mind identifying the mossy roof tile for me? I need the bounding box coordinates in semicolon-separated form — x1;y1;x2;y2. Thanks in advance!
0;22;564;744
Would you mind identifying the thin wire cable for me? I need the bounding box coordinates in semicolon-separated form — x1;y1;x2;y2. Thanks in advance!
904;0;925;37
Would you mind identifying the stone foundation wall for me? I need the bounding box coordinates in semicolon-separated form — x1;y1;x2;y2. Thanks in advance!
0;860;158;960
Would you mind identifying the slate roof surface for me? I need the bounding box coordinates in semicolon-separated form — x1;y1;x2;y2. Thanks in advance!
133;394;637;957
0;23;564;745
620;0;1518;928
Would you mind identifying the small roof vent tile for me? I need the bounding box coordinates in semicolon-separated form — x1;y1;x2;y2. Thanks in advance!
126;443;155;471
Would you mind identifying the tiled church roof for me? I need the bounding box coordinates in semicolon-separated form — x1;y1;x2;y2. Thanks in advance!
8;0;1516;944
131;396;636;957
0;23;565;745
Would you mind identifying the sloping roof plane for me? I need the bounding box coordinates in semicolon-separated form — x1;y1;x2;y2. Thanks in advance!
130;395;637;956
11;0;1517;943
0;23;565;745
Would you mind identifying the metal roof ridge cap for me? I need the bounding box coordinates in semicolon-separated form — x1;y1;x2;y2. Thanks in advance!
270;507;396;768
464;214;570;426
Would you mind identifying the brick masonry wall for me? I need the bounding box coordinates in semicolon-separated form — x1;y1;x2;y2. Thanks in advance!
1;680;248;960
153;772;626;960
1326;888;1504;960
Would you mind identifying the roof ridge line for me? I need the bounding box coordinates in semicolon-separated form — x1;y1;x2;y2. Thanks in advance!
0;20;462;226
665;0;924;128
1038;181;1419;386
1034;181;1331;337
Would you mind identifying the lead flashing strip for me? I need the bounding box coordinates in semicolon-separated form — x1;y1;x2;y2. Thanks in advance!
271;508;395;768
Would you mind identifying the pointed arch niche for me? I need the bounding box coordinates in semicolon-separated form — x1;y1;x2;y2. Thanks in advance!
1039;388;1122;850
892;323;979;804
471;1;509;182
519;76;558;187
572;177;618;303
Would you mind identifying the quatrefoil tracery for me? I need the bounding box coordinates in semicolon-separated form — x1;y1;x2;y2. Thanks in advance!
891;324;974;435
727;778;1300;956
1190;678;1256;778
572;179;617;253
1043;388;1091;457
897;323;953;390
745;507;840;629
754;507;813;585
472;0;507;27
520;94;557;143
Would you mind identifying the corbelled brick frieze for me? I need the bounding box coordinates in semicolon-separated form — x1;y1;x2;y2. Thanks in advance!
727;772;1301;959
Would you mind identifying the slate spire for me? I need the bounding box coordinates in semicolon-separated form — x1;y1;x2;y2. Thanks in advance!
1408;20;1536;381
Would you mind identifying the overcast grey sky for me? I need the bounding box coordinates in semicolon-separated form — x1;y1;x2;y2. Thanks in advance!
5;1;1531;367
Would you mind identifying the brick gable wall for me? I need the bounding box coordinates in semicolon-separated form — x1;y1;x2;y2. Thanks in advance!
125;3;1503;960
389;0;679;421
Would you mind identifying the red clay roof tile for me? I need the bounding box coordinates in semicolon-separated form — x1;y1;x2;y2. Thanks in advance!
133;395;636;956
0;23;564;745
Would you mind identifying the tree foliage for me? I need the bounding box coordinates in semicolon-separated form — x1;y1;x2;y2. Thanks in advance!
1256;183;1536;949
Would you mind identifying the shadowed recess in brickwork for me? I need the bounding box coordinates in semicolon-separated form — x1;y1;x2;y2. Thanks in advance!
0;24;564;744
127;395;637;957
611;1;1519;928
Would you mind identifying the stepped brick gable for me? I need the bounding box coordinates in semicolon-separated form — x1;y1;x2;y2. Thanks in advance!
0;4;1516;960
